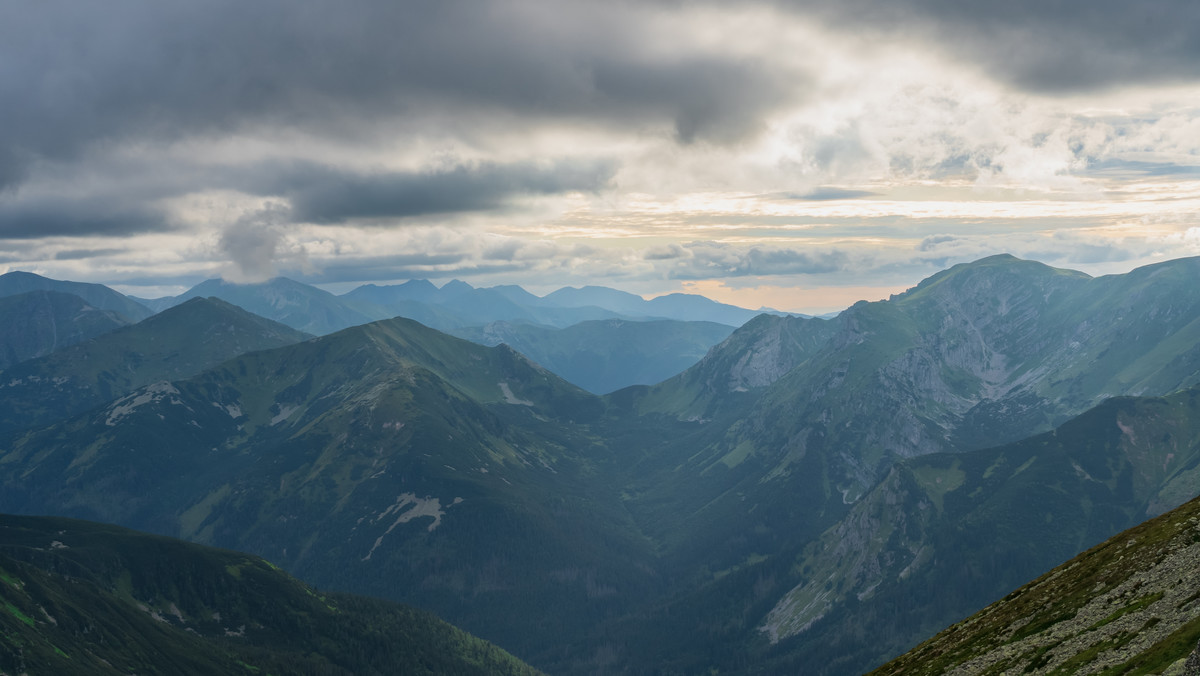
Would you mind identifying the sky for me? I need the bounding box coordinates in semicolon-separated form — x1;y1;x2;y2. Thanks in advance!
2;0;1199;313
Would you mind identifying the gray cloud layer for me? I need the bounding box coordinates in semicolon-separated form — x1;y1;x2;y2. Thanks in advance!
0;1;795;194
273;158;618;223
779;0;1200;92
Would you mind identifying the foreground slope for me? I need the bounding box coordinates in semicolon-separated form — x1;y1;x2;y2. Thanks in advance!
0;316;655;669
0;513;539;676
0;297;310;436
871;493;1200;675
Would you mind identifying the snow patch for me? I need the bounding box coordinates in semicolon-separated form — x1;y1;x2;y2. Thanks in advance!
499;381;534;406
213;402;243;419
361;493;461;561
271;404;299;426
106;382;183;426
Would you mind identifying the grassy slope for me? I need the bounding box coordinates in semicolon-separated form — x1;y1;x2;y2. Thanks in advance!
0;316;657;672
0;297;311;436
870;494;1200;675
0;513;540;676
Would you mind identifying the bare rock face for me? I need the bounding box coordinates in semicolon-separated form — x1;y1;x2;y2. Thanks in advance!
1183;640;1200;676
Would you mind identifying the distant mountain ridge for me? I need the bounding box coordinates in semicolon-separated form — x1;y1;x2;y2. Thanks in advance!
0;270;152;321
147;275;784;335
0;291;132;369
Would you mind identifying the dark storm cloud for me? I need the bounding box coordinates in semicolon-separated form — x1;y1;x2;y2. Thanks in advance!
772;0;1200;92
0;196;169;240
0;153;616;239
53;248;127;260
272;158;619;223
0;0;799;193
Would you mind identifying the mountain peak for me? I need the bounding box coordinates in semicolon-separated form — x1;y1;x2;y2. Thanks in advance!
439;279;475;294
895;254;1090;306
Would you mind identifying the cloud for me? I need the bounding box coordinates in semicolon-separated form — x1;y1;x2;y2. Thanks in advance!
664;242;849;279
779;187;877;201
274;158;619;224
52;248;126;260
0;195;170;240
216;204;308;283
0;1;802;193
769;0;1200;93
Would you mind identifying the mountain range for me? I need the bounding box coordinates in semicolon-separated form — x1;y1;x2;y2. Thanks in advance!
1;254;1199;673
143;275;778;336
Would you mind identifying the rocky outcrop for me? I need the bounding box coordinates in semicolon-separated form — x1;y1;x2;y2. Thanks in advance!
871;495;1200;675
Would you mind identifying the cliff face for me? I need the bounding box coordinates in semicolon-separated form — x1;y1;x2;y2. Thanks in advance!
757;386;1200;673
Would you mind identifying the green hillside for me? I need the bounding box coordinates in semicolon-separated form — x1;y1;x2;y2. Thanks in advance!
0;513;540;675
0;316;654;670
0;297;310;436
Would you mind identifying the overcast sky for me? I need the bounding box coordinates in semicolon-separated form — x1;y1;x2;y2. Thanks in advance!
3;0;1199;312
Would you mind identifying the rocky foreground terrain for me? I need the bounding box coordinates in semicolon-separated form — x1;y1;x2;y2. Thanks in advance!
871;495;1200;675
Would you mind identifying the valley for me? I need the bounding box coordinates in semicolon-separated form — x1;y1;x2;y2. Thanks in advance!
1;255;1199;674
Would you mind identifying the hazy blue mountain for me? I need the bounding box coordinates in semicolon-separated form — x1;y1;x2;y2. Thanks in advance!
163;277;381;334
871;493;1200;676
0;513;540;676
0;297;310;435
543;284;771;325
451;318;736;394
0;291;131;369
0;270;152;321
644;292;766;325
344;278;441;305
540;285;651;315
342;279;628;330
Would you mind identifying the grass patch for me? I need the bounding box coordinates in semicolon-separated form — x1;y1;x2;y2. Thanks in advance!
1008;611;1077;644
1095;613;1200;676
4;600;35;627
1088;591;1165;631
